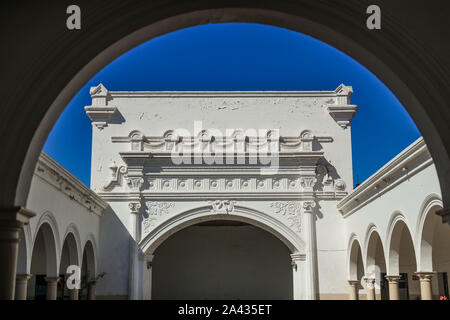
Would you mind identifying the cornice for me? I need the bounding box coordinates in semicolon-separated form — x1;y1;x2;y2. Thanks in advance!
84;105;118;130
102;84;352;98
34;152;108;216
97;191;347;201
337;137;432;218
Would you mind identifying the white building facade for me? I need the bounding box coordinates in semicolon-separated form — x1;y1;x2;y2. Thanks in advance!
15;84;449;300
16;153;107;300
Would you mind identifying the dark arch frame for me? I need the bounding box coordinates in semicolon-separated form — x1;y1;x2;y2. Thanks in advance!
1;0;450;300
2;2;448;222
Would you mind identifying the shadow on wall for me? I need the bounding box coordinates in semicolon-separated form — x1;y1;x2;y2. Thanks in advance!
96;206;132;299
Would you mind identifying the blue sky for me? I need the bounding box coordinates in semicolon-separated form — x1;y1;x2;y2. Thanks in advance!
43;23;420;187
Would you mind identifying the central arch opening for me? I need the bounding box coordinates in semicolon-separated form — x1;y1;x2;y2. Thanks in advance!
152;220;293;300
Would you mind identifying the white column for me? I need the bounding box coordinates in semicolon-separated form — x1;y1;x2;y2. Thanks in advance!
0;207;34;300
291;253;306;300
303;200;318;300
128;201;142;300
143;254;155;300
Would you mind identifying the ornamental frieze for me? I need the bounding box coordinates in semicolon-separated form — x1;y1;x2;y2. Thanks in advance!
98;175;349;200
110;129;334;154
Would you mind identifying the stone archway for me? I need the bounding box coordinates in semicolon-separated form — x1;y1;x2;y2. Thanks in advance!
386;214;418;300
81;239;97;300
30;222;59;300
347;235;364;300
139;205;307;300
60;230;81;300
417;195;449;299
364;226;387;300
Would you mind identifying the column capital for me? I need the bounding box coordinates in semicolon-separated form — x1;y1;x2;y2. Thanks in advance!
414;271;435;281
363;277;376;289
436;207;450;225
145;253;155;269
290;253;305;271
302;200;316;213
290;253;306;262
145;253;155;262
385;275;402;283
348;280;359;286
0;206;35;226
129;201;142;214
15;274;31;300
16;274;32;282
44;276;60;284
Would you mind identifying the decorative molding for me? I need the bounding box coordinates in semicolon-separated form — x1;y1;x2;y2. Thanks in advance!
300;176;317;189
302;201;316;212
142;202;175;233
126;177;144;191
209;200;236;214
414;271;435;281
98;191;347;201
270;201;302;232
128;202;141;214
111;129;332;156
384;275;402;283
97;175;347;200
326;105;358;129
84;106;118;129
89;83;109;103
85;83;119;130
334;179;346;191
34;152;107;216
323;84;358;129
102;161;127;191
106;85;354;98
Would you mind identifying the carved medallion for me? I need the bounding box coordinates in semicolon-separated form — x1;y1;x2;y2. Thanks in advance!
209;200;236;214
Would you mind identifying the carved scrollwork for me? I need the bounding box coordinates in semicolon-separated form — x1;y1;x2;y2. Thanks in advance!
270;201;302;232
128;202;141;214
103;161;128;191
302;200;316;212
142;202;175;233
